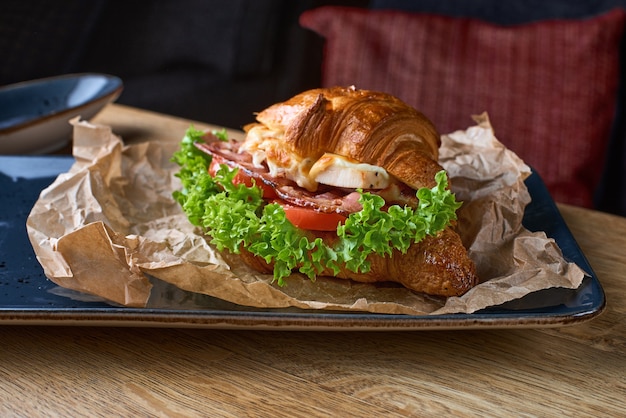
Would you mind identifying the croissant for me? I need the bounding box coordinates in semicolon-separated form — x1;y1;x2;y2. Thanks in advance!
192;86;478;297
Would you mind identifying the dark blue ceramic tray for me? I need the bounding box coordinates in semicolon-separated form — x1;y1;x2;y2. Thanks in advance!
0;156;605;329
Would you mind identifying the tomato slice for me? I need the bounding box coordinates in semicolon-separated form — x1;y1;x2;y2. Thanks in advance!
279;202;347;231
209;159;277;198
209;159;346;231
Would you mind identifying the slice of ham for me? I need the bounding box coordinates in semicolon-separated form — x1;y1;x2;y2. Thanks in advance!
195;135;419;216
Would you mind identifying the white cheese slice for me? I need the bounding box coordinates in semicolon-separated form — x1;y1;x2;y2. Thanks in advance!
309;153;390;189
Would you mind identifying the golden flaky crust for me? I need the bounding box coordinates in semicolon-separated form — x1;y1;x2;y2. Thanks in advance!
327;228;478;297
239;86;478;297
240;227;478;297
250;86;443;189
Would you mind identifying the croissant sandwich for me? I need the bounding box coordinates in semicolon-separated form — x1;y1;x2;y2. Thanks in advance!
172;86;478;297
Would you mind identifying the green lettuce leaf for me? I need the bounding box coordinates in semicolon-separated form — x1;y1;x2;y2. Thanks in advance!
172;126;462;285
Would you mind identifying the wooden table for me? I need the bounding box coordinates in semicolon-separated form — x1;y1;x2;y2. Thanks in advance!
2;104;624;417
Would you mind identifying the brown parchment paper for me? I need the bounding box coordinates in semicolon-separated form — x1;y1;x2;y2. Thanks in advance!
26;114;585;315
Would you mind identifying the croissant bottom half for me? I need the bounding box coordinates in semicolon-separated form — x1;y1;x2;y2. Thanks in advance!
238;227;478;297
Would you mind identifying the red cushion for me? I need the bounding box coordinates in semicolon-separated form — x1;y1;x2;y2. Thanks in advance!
300;7;626;207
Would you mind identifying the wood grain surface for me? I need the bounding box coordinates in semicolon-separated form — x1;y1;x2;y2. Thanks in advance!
1;105;624;417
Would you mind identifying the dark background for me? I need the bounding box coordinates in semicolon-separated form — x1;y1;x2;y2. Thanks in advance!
2;0;625;215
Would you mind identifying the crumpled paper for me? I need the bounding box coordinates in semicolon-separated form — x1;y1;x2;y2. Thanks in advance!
26;114;585;315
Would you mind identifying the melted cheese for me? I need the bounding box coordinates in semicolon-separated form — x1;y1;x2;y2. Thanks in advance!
240;125;390;191
241;125;317;191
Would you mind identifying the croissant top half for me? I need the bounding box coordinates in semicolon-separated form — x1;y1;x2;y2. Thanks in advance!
248;86;443;190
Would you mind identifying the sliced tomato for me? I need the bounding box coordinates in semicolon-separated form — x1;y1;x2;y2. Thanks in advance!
278;202;347;231
209;159;277;198
209;159;345;231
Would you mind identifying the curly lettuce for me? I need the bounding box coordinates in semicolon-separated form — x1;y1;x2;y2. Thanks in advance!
172;126;462;285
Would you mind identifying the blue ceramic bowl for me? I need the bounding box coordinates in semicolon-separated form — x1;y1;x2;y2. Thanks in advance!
0;73;123;154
